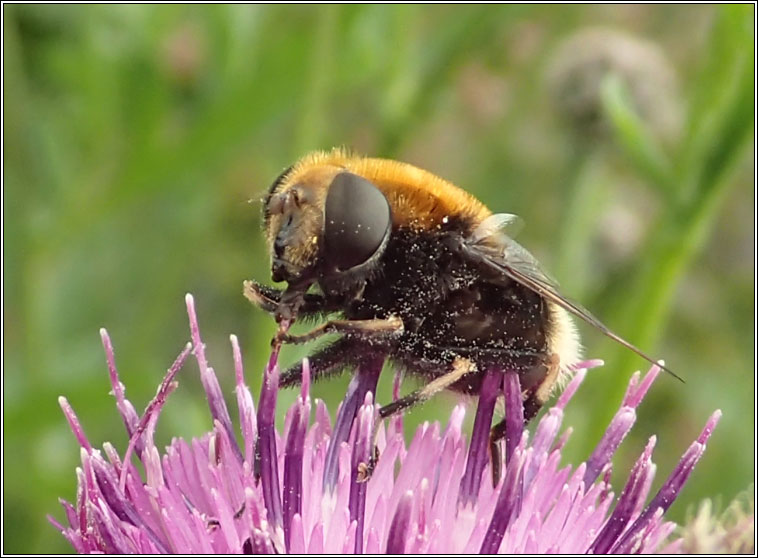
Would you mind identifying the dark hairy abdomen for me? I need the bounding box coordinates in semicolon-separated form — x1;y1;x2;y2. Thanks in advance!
345;225;550;394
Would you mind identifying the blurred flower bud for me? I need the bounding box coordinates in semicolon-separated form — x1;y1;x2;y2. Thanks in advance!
679;492;754;554
545;27;682;142
161;21;207;87
598;182;656;264
457;62;510;123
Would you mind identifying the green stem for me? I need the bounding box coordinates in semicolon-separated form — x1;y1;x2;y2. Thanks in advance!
582;167;743;447
552;146;605;298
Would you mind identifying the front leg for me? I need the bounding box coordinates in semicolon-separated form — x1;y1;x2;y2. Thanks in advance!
243;280;338;316
275;316;404;346
376;356;473;420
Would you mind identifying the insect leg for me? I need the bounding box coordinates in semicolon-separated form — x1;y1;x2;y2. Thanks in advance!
279;338;383;388
377;356;473;420
489;353;560;486
357;357;474;482
522;353;561;421
243;279;334;316
489;419;507;487
275;316;404;346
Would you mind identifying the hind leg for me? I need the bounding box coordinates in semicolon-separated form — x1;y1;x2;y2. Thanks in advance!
489;353;560;485
278;338;387;388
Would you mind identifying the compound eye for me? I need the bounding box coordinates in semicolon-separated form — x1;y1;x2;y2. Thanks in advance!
323;172;391;272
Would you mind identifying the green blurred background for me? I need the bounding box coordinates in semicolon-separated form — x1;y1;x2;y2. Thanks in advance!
3;4;754;553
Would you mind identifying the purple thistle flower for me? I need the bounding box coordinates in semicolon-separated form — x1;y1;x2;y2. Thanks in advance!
50;295;721;553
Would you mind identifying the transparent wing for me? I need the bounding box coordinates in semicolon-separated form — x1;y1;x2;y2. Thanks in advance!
471;213;525;243
467;215;682;381
472;214;560;290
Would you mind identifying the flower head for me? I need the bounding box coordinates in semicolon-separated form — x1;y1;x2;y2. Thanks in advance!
545;27;682;141
678;492;755;554
51;295;720;553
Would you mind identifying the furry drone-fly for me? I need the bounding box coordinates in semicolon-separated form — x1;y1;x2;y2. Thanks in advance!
244;149;678;481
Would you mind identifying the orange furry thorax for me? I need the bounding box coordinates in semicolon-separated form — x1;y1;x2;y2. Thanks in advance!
286;149;492;230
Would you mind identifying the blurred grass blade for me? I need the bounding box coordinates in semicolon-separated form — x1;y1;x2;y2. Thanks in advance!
585;7;753;444
682;4;754;156
693;45;754;197
601;74;675;197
